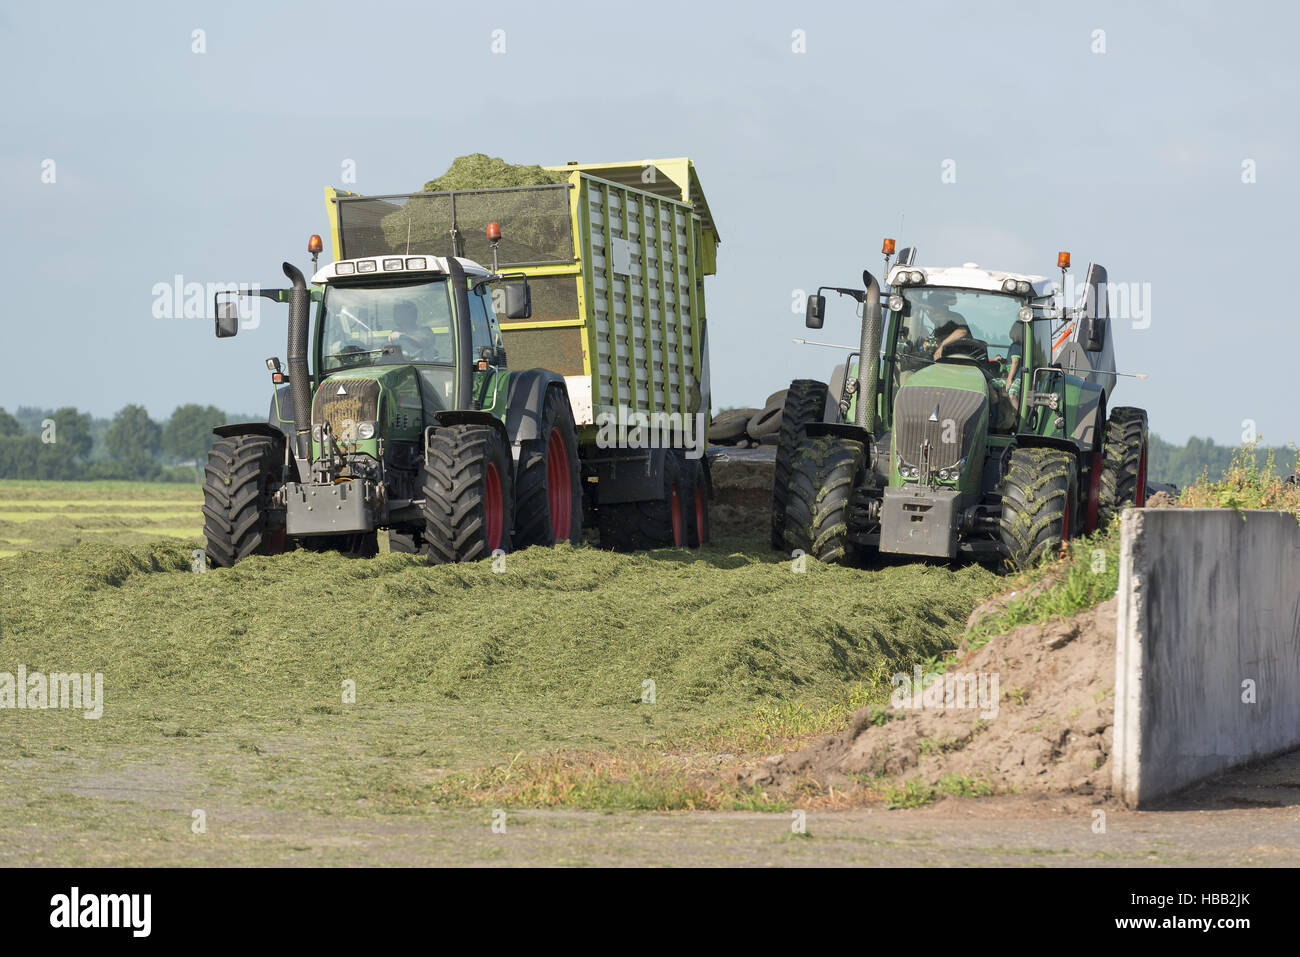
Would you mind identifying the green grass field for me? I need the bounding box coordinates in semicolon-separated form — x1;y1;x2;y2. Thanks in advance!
0;480;204;557
0;480;1004;863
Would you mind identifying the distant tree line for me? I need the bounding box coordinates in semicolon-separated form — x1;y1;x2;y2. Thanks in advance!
1147;433;1297;489
0;405;257;482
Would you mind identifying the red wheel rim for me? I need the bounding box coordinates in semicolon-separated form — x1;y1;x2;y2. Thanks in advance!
1086;450;1102;533
484;463;504;552
546;429;572;542
1135;438;1148;507
694;477;706;546
670;485;684;546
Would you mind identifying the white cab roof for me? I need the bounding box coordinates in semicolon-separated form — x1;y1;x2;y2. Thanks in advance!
312;255;490;285
889;263;1054;298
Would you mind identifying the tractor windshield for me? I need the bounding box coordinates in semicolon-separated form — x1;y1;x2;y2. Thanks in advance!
320;278;454;373
894;287;1024;368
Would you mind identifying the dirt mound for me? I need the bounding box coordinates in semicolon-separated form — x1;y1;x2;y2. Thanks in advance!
746;597;1118;797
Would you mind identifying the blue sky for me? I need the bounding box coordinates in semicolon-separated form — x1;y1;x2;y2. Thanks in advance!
2;0;1295;445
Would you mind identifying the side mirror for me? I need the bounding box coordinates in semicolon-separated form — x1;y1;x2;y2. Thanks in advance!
1077;316;1105;352
503;281;532;320
215;295;240;338
805;294;826;329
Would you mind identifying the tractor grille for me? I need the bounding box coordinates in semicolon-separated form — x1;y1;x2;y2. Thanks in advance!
894;385;987;471
312;378;381;441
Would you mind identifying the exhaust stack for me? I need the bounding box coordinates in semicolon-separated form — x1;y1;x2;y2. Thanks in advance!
855;269;881;433
283;262;312;478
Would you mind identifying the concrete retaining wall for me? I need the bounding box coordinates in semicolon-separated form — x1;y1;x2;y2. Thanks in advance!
1113;508;1300;807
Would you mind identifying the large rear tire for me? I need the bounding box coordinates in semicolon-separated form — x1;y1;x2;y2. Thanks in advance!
771;379;828;550
421;424;514;564
1098;406;1148;527
512;387;582;549
598;450;689;550
998;447;1078;571
783;435;865;565
202;434;287;568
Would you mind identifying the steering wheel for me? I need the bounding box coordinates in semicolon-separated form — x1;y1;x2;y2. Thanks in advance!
940;338;989;362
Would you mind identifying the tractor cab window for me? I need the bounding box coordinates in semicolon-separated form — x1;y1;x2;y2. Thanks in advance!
320;278;455;373
892;287;1028;430
895;287;1023;367
465;282;497;359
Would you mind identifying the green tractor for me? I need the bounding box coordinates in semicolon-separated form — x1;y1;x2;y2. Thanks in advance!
203;243;585;566
772;244;1148;569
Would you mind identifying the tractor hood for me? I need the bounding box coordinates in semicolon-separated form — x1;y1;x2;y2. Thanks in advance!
892;362;990;485
311;364;431;451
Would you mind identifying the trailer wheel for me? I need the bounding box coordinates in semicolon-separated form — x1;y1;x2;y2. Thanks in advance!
598;451;689;550
421;424;514;564
783;436;865;565
998;447;1078;571
1098;407;1148;527
513;387;582;549
202;434;286;568
771;379;829;550
685;457;711;547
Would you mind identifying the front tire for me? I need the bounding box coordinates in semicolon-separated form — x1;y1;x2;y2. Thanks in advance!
771;379;828;550
421;424;514;564
202;434;286;568
783;436;865;565
998;447;1078;571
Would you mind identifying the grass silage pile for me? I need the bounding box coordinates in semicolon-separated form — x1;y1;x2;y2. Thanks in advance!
379;154;571;263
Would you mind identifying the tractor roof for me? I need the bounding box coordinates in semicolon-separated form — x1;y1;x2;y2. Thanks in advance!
312;255;490;285
889;263;1054;298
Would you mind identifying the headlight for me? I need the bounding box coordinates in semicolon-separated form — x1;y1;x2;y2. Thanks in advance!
312;425;322;442
1019;306;1033;321
335;262;356;275
357;422;376;440
1016;280;1031;294
888;294;904;312
382;258;403;271
405;257;427;270
908;270;924;284
938;468;951;481
357;260;377;273
1003;278;1018;293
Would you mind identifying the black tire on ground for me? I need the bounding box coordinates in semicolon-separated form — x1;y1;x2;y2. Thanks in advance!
1098;406;1149;527
771;379;829;550
421;423;514;564
746;405;782;440
998;447;1079;571
784;436;866;565
202;434;287;568
683;456;710;547
512;386;582;549
598;450;689;550
388;529;427;555
709;408;761;443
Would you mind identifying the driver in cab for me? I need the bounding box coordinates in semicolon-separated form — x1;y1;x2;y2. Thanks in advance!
386;302;437;360
920;291;971;359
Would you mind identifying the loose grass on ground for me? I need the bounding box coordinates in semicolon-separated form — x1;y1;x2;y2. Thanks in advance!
0;528;1000;859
